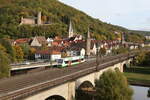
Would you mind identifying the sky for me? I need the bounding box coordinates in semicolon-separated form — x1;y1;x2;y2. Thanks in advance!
59;0;150;31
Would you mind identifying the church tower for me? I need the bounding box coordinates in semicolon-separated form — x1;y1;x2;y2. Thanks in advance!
86;27;91;57
68;20;74;38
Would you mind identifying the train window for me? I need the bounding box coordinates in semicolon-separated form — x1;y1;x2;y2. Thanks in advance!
72;60;78;63
65;61;69;64
57;59;63;63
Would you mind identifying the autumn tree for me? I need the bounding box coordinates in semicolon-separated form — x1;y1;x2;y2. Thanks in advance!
28;47;36;60
0;39;15;62
0;45;10;78
99;47;106;56
13;45;24;62
95;69;133;100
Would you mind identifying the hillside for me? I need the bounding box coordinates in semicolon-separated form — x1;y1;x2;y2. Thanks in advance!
0;0;144;42
129;30;150;36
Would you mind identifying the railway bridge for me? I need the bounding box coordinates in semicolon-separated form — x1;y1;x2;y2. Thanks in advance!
0;52;136;100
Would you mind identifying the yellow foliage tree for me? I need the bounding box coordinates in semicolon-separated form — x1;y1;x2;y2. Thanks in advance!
13;45;24;62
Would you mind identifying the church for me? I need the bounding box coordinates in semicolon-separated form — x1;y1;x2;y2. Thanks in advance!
68;20;83;41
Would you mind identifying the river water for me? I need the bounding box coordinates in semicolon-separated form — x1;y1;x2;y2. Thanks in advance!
131;85;150;100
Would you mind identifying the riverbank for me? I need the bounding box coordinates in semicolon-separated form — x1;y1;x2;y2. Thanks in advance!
124;66;150;87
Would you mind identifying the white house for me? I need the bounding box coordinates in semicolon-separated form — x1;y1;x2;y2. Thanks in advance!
90;43;97;55
35;50;61;61
47;38;54;47
80;48;85;56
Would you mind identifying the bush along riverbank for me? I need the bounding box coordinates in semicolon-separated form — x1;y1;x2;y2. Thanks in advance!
124;66;150;87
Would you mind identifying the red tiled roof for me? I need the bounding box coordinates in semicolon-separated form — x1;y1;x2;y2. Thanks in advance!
36;49;61;55
15;38;31;44
35;36;47;45
36;50;51;55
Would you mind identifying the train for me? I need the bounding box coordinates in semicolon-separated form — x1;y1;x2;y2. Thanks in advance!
56;56;85;68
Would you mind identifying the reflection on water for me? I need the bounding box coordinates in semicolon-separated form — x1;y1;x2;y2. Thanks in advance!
131;85;150;100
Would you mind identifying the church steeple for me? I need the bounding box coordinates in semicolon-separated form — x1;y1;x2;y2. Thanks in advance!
68;20;74;38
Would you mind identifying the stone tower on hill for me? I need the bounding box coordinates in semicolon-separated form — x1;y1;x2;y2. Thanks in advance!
68;20;74;38
86;27;91;57
37;11;42;25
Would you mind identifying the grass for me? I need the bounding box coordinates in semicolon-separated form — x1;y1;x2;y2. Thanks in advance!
124;66;150;85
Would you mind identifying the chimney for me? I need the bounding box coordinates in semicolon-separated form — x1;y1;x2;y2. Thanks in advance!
37;11;42;25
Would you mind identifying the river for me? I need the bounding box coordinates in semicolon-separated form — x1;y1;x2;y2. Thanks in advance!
131;85;150;100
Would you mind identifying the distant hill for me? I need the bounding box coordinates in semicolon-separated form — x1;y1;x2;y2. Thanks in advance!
0;0;145;42
129;30;150;36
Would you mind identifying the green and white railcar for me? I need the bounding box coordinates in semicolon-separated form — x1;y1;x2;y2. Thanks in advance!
56;56;85;68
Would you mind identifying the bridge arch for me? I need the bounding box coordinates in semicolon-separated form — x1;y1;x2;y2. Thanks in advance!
24;83;68;100
78;81;94;89
45;95;66;100
123;63;129;72
76;81;94;100
75;73;95;89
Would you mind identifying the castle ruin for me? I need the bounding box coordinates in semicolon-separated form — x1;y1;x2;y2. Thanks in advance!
20;12;42;25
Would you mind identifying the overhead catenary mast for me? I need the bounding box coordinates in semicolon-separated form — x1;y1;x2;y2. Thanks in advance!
86;27;91;57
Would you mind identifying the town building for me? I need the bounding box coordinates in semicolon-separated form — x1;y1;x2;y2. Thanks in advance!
145;35;150;40
13;38;31;45
35;49;61;61
30;36;47;47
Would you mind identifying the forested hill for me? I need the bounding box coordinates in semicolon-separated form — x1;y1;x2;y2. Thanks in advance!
0;0;143;41
129;30;150;36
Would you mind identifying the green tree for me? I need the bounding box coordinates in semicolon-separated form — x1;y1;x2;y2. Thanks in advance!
143;52;150;66
112;47;129;55
95;69;133;100
135;51;150;66
20;43;30;59
135;50;146;65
